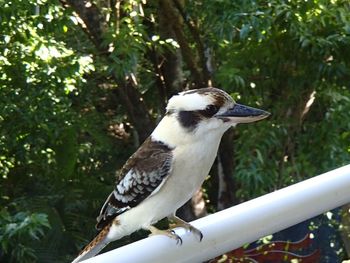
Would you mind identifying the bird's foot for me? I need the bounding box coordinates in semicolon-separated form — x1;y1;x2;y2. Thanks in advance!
147;225;183;245
168;215;203;241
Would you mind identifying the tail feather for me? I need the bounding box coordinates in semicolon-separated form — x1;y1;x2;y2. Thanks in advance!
71;223;112;263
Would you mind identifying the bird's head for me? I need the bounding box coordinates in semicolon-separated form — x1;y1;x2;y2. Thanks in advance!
166;87;270;129
152;87;270;145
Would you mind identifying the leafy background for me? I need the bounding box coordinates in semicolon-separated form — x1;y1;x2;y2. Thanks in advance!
0;0;350;262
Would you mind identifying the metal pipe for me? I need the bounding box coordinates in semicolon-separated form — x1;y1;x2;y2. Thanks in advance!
82;164;350;263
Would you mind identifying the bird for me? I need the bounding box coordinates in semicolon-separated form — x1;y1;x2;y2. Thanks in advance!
71;87;270;263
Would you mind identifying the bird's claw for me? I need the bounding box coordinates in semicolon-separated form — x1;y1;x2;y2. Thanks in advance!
169;229;183;244
181;224;203;241
189;226;203;241
169;219;203;242
148;226;183;245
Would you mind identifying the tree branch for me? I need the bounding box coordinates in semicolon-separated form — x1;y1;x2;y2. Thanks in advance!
149;47;168;112
158;1;183;98
172;0;211;83
62;0;108;52
60;0;154;142
160;0;206;87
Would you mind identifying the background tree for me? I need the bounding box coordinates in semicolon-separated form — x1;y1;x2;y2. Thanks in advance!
0;0;349;262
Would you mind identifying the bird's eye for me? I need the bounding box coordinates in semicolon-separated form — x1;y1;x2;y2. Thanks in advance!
203;105;219;117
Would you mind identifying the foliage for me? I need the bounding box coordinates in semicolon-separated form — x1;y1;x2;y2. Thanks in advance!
0;0;349;262
0;209;50;263
190;0;350;199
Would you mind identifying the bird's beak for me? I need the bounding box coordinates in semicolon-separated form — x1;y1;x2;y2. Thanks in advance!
216;103;270;123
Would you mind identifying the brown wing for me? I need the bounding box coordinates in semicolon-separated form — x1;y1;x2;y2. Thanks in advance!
96;137;173;230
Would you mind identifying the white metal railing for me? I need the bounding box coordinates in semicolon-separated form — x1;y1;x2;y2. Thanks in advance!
82;164;350;263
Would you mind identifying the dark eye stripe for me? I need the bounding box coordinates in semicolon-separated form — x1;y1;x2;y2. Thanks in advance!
199;105;219;118
178;111;201;130
177;105;220;131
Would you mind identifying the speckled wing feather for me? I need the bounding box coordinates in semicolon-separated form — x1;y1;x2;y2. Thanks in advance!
96;137;173;230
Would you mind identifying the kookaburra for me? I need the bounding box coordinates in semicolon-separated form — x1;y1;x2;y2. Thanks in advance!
72;87;269;263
